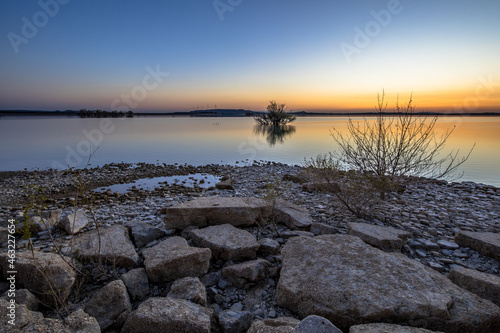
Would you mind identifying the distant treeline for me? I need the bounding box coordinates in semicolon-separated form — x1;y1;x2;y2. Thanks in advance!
78;109;134;118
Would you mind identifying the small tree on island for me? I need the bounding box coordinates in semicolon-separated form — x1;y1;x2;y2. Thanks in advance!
255;100;296;126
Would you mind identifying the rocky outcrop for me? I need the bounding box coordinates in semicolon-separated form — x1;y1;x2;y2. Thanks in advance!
168;276;207;306
0;251;75;308
163;197;271;230
59;209;89;235
121;297;212;333
84;279;131;331
349;323;444;332
274;200;312;229
190;224;259;261
72;224;140;269
455;231;500;260
142;236;211;284
277;235;500;332
347;222;411;252
448;266;500;306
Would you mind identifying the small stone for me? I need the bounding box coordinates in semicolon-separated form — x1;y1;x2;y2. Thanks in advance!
168;276;207;306
415;249;427;257
293;315;342;333
437;240;460;250
218;310;253;333
258;238;280;255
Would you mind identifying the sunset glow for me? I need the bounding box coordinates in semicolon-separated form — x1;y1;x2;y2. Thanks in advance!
1;1;499;113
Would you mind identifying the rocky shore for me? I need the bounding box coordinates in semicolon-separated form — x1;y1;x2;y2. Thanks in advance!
1;162;500;332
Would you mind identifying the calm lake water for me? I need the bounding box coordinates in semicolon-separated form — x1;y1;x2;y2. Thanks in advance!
1;116;499;187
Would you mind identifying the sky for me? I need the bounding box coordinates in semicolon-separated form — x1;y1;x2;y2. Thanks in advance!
1;0;500;113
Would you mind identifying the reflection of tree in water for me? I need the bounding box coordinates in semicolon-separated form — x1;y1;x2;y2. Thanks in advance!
254;124;296;146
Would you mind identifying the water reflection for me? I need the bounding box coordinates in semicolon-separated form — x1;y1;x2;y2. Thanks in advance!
253;124;296;146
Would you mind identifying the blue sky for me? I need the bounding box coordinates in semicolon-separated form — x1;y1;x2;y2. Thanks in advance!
1;0;499;112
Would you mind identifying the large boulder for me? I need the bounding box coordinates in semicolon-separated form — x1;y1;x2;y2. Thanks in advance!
277;235;500;332
84;279;131;331
448;266;500;306
121;297;212;333
347;222;411;252
455;231;500;260
163;197;271;230
72;224;140;269
190;224;259;261
0;251;75;308
142;236;211;284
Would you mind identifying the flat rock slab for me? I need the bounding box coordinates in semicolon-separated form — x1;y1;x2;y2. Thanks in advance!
455;231;500;260
190;224;259;261
142;236;211;284
448;266;500;306
72;224;139;269
350;323;444;332
347;222;411;252
121;297;211;333
163;197;271;230
274;200;312;230
0;251;75;308
277;235;500;332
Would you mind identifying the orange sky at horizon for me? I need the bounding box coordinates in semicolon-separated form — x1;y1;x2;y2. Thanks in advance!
138;86;500;113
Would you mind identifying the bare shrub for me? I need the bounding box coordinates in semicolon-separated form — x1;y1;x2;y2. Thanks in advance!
330;90;474;182
304;154;381;218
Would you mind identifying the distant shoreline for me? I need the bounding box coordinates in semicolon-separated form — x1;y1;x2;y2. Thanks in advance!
1;109;500;118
